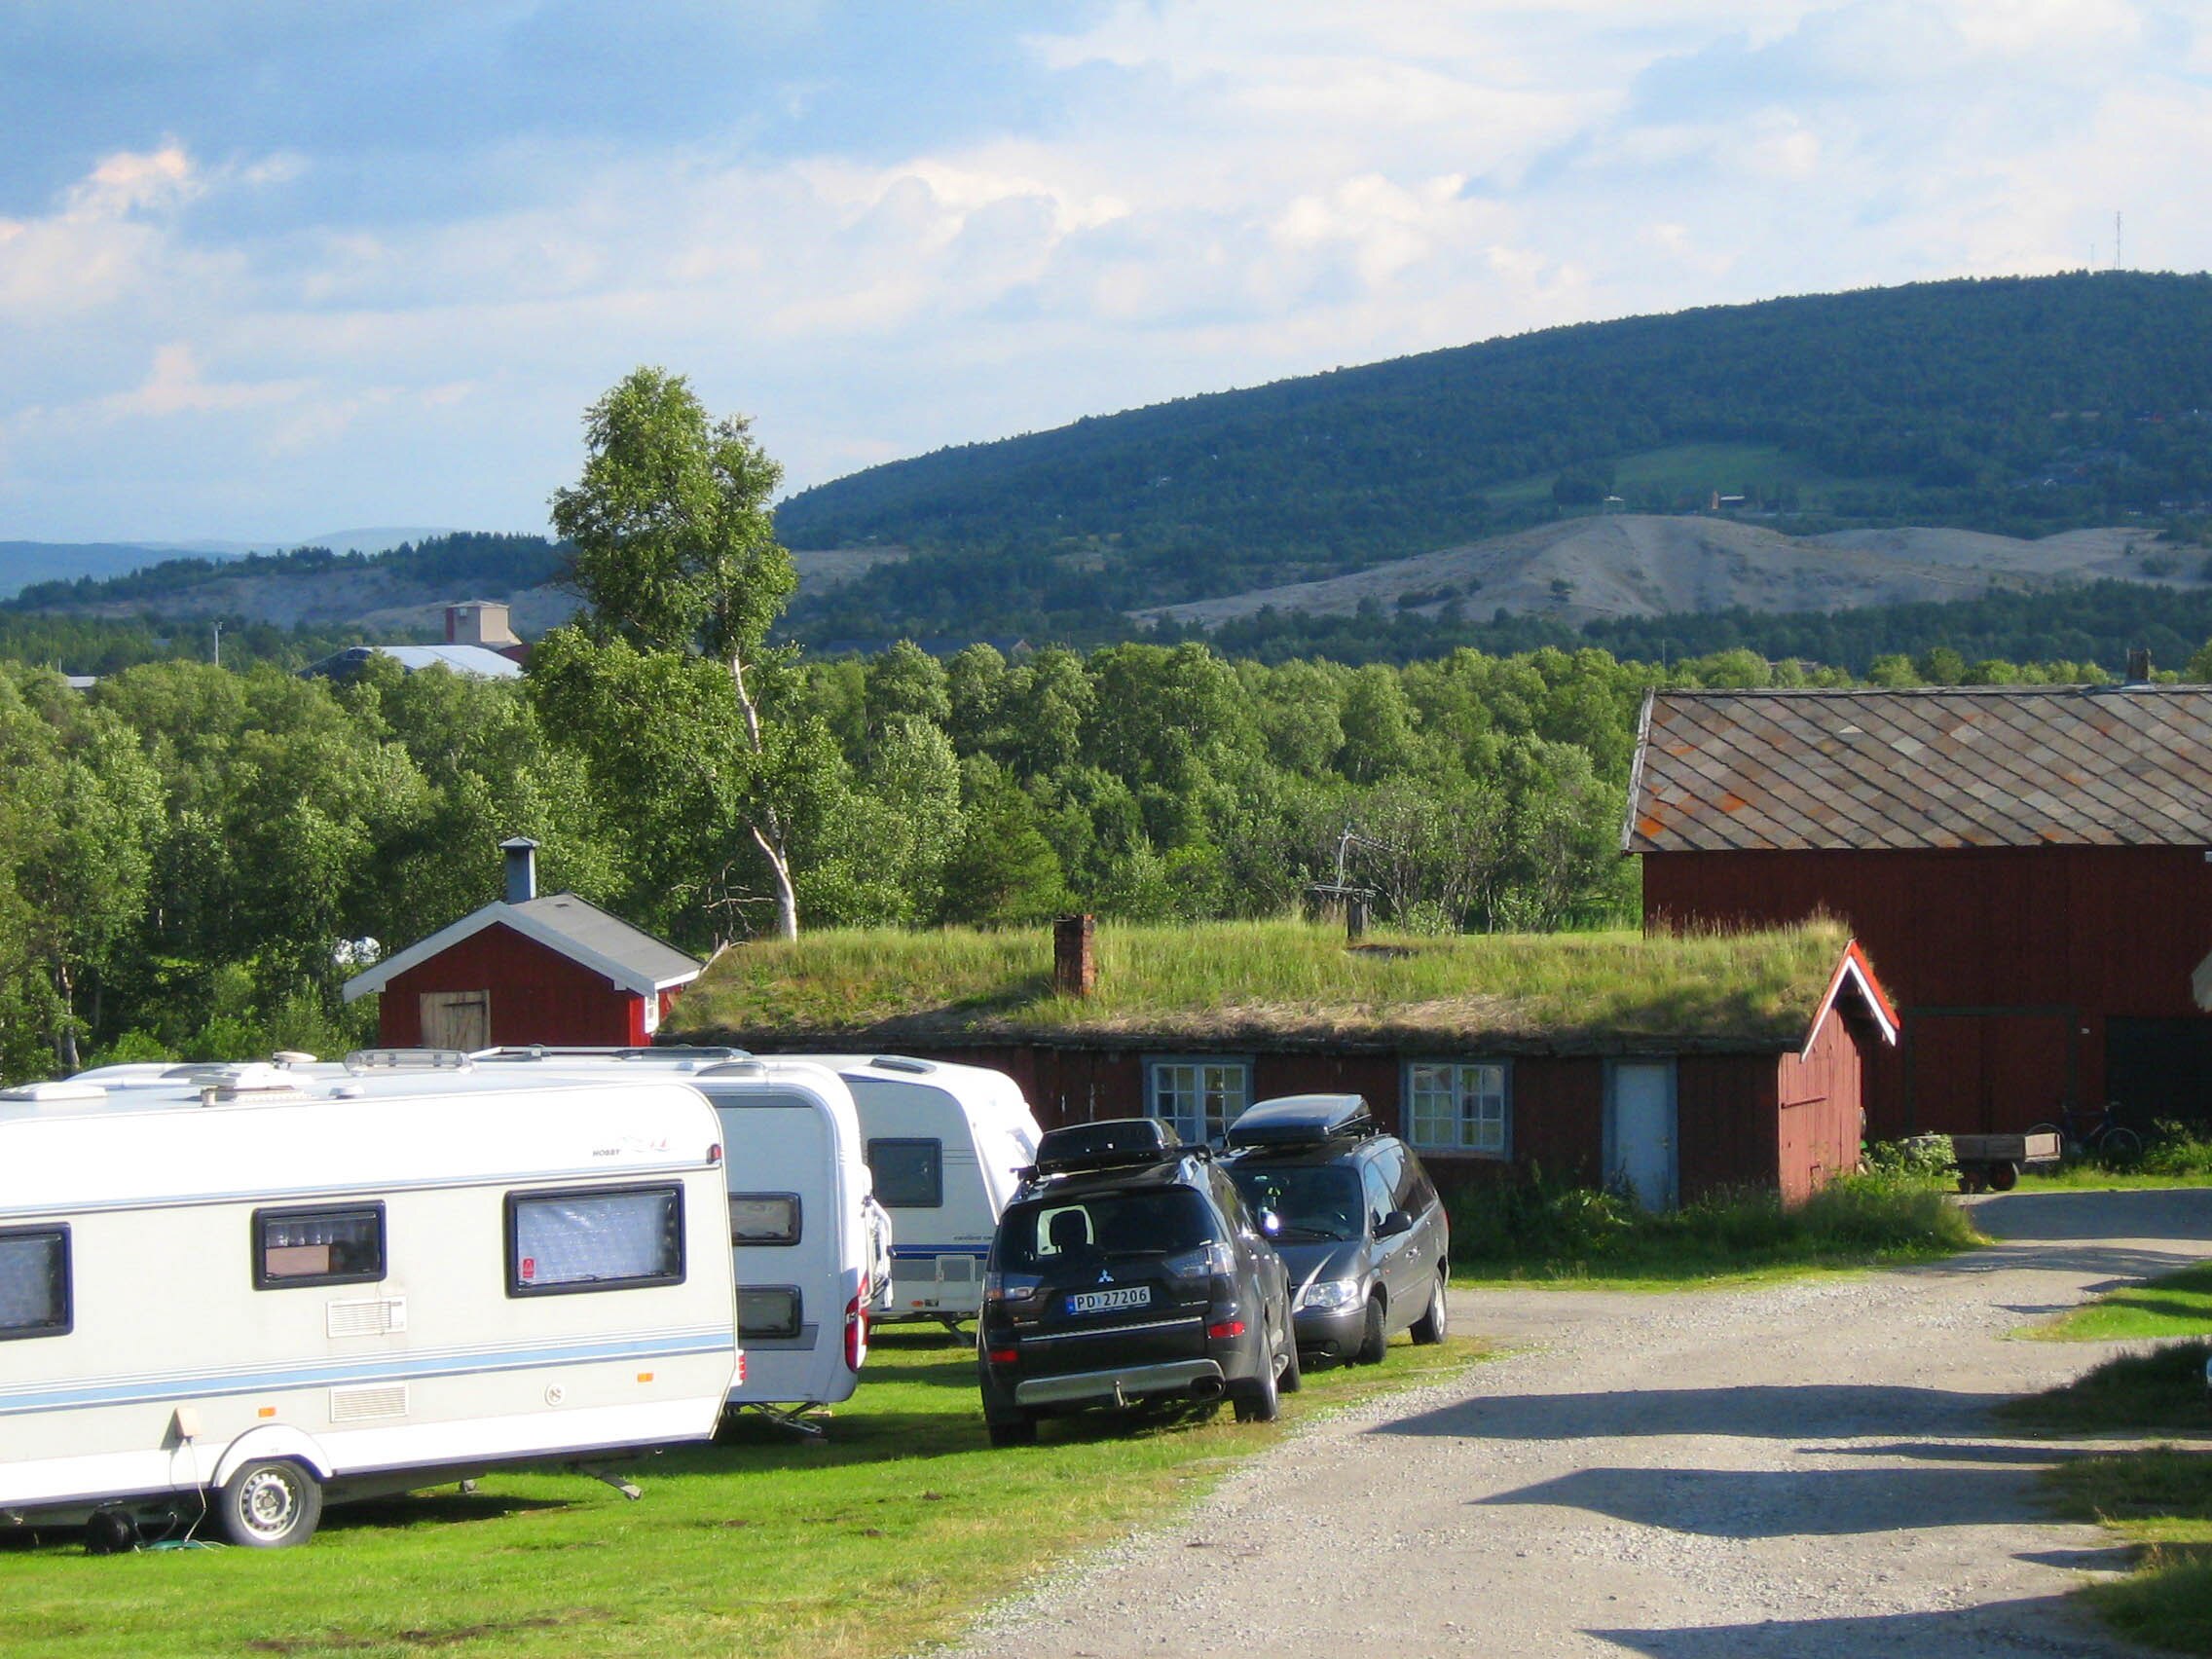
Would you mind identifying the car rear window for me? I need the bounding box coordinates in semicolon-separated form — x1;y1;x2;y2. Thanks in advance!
1227;1164;1364;1242
997;1189;1220;1271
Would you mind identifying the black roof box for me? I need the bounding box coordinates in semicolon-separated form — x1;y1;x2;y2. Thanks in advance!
1030;1117;1186;1178
1226;1093;1376;1149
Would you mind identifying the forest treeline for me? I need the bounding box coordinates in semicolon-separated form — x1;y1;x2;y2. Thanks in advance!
780;273;2212;644
8;629;2193;1084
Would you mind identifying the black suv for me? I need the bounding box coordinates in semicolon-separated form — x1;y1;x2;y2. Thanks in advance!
977;1119;1297;1447
1221;1094;1451;1365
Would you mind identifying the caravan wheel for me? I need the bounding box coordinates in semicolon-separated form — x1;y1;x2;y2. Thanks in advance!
215;1458;324;1548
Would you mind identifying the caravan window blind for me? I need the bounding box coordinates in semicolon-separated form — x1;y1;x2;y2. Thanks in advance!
507;1185;684;1297
728;1194;801;1245
254;1203;386;1289
0;1227;69;1341
737;1285;802;1340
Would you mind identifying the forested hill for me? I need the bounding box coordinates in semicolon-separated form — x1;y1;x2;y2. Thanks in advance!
779;273;2212;643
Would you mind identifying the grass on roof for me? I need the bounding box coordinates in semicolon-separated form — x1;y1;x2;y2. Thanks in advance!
668;917;1854;1049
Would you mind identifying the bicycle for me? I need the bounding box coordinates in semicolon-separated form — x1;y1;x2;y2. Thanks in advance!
2026;1101;2144;1162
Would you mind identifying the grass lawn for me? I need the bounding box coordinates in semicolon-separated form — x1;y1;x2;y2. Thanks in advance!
2027;1264;2212;1344
0;1330;1484;1658
2017;1167;2212;1193
2046;1447;2212;1653
2000;1342;2212;1434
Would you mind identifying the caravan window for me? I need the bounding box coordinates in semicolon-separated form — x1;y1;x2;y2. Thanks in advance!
507;1185;685;1297
868;1138;943;1208
253;1204;386;1289
738;1285;802;1340
728;1194;801;1245
0;1226;70;1341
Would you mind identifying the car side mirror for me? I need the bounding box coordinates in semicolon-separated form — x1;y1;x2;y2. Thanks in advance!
1376;1208;1414;1240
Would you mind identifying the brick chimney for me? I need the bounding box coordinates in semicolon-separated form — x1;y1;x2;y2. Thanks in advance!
1053;914;1096;998
2125;645;2153;685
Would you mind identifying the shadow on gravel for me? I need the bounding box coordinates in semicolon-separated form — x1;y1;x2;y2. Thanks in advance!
1374;1382;2011;1442
1589;1596;2096;1657
1478;1463;2051;1538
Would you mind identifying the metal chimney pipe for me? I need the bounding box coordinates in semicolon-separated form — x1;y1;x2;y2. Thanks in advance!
500;836;539;904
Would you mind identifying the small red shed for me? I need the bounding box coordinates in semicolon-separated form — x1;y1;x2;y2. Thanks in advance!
343;839;703;1051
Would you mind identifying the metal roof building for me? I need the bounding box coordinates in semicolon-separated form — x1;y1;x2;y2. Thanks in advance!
1627;684;2212;1137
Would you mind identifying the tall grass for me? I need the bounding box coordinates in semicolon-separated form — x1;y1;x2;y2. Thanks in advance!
1447;1167;1982;1285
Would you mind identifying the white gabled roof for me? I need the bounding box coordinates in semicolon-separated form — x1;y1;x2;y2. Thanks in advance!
342;894;702;1003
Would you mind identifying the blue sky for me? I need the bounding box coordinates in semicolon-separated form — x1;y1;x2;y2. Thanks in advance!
1;0;2206;542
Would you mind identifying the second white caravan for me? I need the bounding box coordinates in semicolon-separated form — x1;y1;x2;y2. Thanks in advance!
0;1064;737;1547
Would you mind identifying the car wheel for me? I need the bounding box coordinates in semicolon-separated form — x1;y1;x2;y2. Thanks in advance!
1276;1328;1303;1394
214;1458;323;1549
1410;1272;1450;1345
1354;1293;1388;1365
986;1418;1039;1448
1233;1345;1281;1423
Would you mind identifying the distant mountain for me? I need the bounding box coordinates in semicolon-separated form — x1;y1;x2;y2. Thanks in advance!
300;527;465;555
778;272;2212;646
0;541;255;602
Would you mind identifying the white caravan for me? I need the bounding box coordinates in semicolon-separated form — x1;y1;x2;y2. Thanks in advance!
471;1048;887;1424
0;1064;737;1548
787;1055;1044;1330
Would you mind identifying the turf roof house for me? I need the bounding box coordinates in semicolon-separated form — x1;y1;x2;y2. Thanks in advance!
1627;682;2212;1138
667;918;1898;1209
343;839;703;1050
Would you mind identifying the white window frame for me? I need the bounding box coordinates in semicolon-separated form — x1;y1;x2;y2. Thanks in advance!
1404;1059;1511;1159
1144;1055;1252;1145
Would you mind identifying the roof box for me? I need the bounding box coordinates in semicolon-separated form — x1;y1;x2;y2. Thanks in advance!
1030;1117;1185;1178
1226;1093;1375;1149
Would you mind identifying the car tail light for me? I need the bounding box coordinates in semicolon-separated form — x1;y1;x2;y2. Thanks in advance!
844;1293;868;1371
986;1346;1018;1365
1206;1319;1245;1340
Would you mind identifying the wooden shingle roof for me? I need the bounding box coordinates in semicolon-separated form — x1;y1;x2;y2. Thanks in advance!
1625;685;2212;853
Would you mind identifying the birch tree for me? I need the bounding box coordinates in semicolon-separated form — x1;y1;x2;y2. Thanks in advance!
549;367;804;940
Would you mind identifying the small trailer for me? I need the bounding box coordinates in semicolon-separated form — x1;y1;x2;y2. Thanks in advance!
1;1063;738;1548
1950;1130;2063;1193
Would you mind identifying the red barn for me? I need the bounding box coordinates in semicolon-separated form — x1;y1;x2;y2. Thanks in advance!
343;838;702;1050
1627;683;2212;1138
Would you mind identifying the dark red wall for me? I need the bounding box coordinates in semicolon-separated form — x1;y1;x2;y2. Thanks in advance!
380;923;647;1048
885;1040;1856;1203
1645;845;2212;1137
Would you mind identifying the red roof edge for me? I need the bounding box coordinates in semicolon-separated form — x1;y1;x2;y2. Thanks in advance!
1801;938;1900;1057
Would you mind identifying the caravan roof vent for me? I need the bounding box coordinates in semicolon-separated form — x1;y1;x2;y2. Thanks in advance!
270;1051;317;1067
344;1048;475;1074
0;1080;108;1104
1225;1093;1376;1149
197;1063;309;1105
1027;1117;1190;1181
866;1055;937;1075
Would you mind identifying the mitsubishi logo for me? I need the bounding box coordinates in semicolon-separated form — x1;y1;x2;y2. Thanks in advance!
1096;1269;1114;1284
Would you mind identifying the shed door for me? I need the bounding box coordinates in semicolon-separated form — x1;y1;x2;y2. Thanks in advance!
1607;1061;1677;1212
420;990;491;1051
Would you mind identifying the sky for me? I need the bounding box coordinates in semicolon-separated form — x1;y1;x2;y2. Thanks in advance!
0;0;2207;543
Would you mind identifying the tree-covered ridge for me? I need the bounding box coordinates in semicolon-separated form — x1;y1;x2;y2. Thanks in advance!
2;532;567;613
778;274;2212;643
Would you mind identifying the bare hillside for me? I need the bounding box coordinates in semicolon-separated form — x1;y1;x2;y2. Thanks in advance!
1132;516;2206;629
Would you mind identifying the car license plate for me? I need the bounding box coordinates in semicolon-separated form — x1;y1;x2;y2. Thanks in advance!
1067;1285;1151;1315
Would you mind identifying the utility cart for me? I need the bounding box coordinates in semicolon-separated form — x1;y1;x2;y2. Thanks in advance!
1950;1130;2062;1194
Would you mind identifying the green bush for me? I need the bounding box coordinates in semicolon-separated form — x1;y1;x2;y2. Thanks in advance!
1865;1134;1954;1181
1446;1165;1977;1281
2139;1122;2212;1180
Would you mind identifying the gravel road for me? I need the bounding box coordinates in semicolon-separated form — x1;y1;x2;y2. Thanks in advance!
943;1188;2212;1659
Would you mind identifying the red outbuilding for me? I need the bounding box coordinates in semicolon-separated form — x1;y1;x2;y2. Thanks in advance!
343;838;703;1051
1627;682;2212;1139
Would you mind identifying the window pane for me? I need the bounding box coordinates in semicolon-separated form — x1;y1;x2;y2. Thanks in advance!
512;1188;682;1292
0;1230;66;1337
738;1286;802;1339
729;1194;801;1245
258;1206;384;1286
868;1139;943;1208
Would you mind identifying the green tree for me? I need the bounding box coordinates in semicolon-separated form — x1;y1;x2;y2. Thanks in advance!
548;366;807;939
939;764;1072;926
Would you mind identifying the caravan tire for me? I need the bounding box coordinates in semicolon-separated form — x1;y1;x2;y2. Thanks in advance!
215;1458;323;1549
